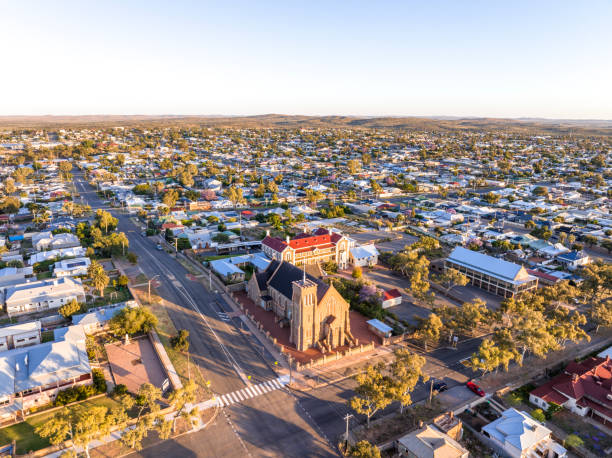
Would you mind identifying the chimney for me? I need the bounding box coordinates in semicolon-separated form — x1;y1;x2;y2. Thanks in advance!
418;420;424;428
572;373;579;383
265;230;270;237
286;235;290;243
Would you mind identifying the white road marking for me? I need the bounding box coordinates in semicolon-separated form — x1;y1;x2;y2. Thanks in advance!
217;377;288;408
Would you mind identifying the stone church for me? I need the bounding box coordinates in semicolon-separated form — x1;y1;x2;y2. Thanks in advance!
247;260;354;352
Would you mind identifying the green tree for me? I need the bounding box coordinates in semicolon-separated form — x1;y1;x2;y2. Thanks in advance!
110;306;158;336
59;298;82;318
168;379;198;432
95;209;117;234
349;363;392;428
389;349;428;413
436;268;468;295
349;440;381;458
591;300;612;333
352;266;362;279
413;313;442;351
88;260;109;297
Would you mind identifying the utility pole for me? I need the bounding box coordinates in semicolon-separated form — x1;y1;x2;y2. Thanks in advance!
343;413;353;443
428;379;434;405
147;274;159;304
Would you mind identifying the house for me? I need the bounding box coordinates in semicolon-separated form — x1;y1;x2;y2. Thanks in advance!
28;246;86;265
445;247;538;298
0;321;41;352
397;424;469;458
381;289;402;309
349;244;379;267
482;408;566;458
53;257;91;278
262;228;350;269
72;301;137;334
4;277;86;317
0;324;92;421
32;232;80;251
210;259;246;283
247;261;354;352
0;266;34;288
556;251;590;271
529;356;612;426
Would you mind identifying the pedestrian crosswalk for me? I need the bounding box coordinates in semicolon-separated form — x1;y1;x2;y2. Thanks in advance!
216;376;289;407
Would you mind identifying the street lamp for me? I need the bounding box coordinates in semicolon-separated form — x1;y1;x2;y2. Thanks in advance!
148;274;160;304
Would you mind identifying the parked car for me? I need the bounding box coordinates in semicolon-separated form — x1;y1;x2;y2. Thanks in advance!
466;381;485;397
433;381;448;393
156;244;163;250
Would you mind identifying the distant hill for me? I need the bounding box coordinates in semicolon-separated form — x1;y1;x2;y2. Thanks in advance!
1;114;611;136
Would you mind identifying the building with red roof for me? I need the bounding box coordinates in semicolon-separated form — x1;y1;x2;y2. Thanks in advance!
529;356;612;426
261;228;349;269
381;288;402;309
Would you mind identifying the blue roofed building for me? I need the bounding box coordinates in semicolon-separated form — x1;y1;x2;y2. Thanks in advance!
445;247;537;298
72;301;137;334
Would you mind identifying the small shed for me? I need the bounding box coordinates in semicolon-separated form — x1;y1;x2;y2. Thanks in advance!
381;288;402;309
366;319;393;339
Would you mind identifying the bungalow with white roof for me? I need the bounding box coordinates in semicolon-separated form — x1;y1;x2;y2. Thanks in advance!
4;277;85;317
482;408;566;458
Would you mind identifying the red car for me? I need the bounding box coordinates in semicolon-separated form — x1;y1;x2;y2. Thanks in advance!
466;381;485;397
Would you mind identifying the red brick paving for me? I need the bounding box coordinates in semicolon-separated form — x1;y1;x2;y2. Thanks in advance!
233;291;381;365
105;337;167;394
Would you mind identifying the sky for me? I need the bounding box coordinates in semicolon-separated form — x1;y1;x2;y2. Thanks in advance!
1;1;611;119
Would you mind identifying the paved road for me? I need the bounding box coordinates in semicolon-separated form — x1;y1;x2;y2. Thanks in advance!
74;173;337;457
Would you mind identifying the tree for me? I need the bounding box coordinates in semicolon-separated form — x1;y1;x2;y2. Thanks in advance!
226;186;245;208
118;274;129;287
349;363;392;428
467;338;518;376
88;260;109;297
413;313;443;351
581;262;612;303
436;268;468;295
347;159;360;175
171;329;190;352
59;298;82;318
349;440;381;458
369;179;382;197
584;235;598;247
4;177;15;194
59;161;73;180
110;306;158;336
162;189;179;208
168;379;198;432
352;266;362;279
389;350;428;413
591;301;612;333
127;252;138;264
95;209;117;234
0;196;21;214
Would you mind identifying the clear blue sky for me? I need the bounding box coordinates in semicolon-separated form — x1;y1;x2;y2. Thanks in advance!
2;1;611;118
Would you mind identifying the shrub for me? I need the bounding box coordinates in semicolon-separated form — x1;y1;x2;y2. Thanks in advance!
59;298;82;318
92;368;107;393
127;252;138;264
352;266;362;279
564;434;584;450
545;402;563;419
531;408;546;422
170;329;190;352
113;384;128;396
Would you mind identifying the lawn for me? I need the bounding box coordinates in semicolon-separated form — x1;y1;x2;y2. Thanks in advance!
0;396;122;455
91;286;132;307
41;330;55;343
36;271;53;281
